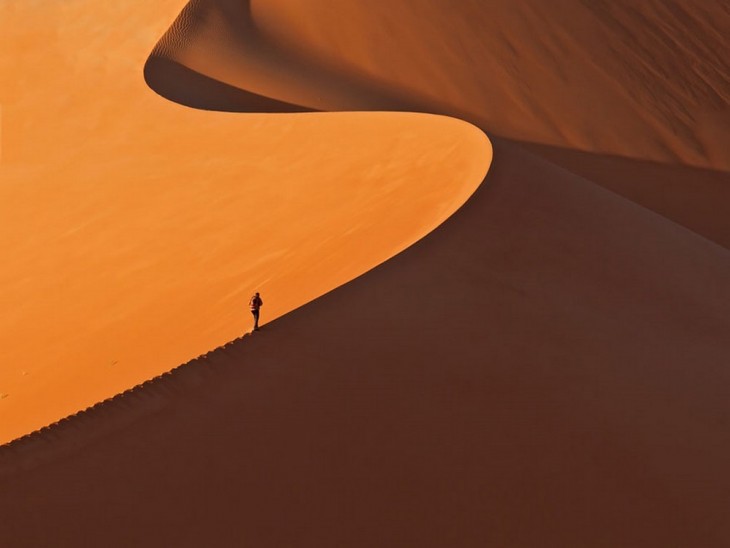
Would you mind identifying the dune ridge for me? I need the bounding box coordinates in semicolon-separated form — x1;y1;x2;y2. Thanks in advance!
253;0;729;168
141;0;730;246
2;137;729;547
2;1;730;547
246;0;730;247
0;0;489;444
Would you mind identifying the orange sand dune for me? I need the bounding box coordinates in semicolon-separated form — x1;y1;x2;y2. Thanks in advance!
2;138;729;548
0;1;490;443
254;0;729;169
2;0;730;547
164;0;730;246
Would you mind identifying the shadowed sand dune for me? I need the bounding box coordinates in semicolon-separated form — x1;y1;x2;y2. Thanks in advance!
245;0;730;247
0;1;489;443
2;139;729;547
144;56;313;113
520;141;730;248
253;0;729;168
2;0;730;546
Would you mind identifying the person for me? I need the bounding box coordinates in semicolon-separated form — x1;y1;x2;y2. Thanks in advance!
249;292;263;331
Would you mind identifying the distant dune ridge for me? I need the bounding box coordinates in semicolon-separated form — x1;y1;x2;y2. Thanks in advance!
158;0;730;245
0;0;489;443
2;1;730;547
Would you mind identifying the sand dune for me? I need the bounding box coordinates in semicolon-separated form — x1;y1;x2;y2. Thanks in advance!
2;0;730;547
254;0;729;168
160;0;730;246
2;139;729;547
0;1;489;443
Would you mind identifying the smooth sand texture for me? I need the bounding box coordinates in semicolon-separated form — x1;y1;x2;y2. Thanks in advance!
249;0;730;247
254;0;729;168
0;1;489;443
1;139;729;548
2;0;730;547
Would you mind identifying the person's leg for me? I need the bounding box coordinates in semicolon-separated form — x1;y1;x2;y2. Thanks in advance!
252;309;259;330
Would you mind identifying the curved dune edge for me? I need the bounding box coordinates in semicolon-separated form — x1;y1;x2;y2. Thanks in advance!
246;0;730;248
1;137;729;547
0;113;491;445
252;0;729;170
0;1;491;444
1;2;730;547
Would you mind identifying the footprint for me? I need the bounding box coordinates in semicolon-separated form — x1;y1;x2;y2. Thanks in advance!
0;393;8;400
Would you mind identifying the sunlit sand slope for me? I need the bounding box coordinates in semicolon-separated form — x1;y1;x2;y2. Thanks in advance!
0;0;490;443
1;1;729;547
246;0;730;246
254;0;729;169
2;140;728;548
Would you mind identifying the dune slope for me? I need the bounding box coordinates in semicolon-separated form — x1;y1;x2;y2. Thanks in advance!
253;0;729;168
150;0;730;246
249;0;730;246
2;139;729;548
0;0;489;443
1;1;730;547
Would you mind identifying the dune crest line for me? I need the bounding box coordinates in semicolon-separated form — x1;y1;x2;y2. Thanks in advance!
0;0;491;444
2;2;730;547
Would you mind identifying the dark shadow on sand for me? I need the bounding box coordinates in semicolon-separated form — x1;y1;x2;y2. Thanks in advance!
515;141;730;249
143;6;729;249
144;56;313;113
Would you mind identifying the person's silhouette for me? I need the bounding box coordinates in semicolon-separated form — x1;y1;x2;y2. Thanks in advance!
249;292;263;331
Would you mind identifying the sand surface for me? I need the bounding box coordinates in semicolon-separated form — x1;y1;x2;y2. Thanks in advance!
0;1;489;443
249;0;730;246
1;0;730;546
2;138;729;548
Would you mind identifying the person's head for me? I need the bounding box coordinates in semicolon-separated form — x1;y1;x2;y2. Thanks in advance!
255;292;259;296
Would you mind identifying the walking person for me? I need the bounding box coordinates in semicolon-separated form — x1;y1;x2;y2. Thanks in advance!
249;292;263;331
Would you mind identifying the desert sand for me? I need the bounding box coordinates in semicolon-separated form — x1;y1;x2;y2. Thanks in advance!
1;0;729;547
0;0;489;443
